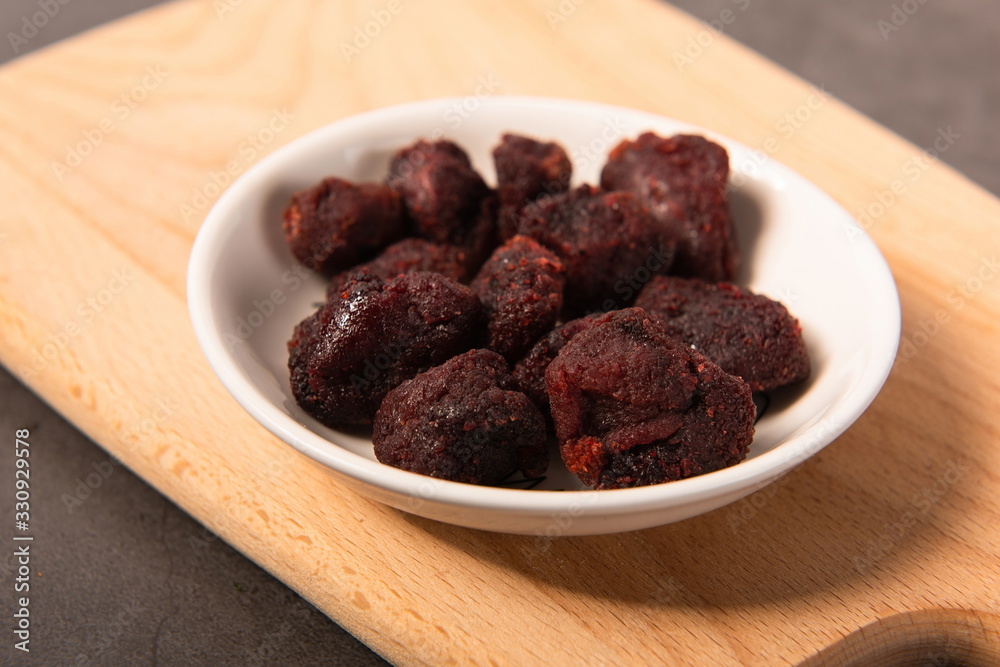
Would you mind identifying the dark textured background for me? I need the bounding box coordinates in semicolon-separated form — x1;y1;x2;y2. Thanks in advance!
1;1;997;664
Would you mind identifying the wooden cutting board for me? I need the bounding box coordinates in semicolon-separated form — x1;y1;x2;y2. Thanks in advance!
2;0;999;664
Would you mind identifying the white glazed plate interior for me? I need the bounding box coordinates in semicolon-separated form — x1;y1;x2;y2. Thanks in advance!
187;97;900;535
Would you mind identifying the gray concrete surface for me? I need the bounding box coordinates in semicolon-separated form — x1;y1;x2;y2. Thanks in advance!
674;0;1000;197
1;1;997;664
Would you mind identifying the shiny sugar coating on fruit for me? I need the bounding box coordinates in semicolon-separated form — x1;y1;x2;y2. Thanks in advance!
288;272;483;428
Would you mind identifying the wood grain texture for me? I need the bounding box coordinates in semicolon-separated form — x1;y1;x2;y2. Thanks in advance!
800;610;1000;667
1;0;998;664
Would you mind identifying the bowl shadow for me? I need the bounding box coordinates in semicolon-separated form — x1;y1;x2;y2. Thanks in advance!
729;186;764;286
399;291;981;612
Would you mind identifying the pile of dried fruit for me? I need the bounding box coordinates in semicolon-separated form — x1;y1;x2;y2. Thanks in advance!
285;132;809;489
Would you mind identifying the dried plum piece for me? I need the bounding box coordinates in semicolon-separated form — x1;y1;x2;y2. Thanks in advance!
634;276;810;391
326;238;473;298
283;177;405;274
545;307;755;489
517;184;675;316
289;272;483;428
373;349;547;484
454;191;501;277
471;235;566;363
600;132;738;282
493;133;572;241
387;139;490;244
512;313;601;421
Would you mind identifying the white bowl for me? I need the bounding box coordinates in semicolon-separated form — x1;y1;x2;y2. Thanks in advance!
187;97;900;536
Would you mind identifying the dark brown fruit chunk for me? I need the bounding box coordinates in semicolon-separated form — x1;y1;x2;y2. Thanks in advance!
283;177;405;274
471;235;566;363
512;313;600;420
493;133;572;240
387;139;490;244
545;308;755;489
288;272;483;428
455;192;501;276
517;184;675;316
373;349;547;484
600;132;738;282
327;238;473;298
634;276;810;391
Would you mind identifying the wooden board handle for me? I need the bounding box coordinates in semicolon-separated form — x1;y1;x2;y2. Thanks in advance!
800;609;1000;666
